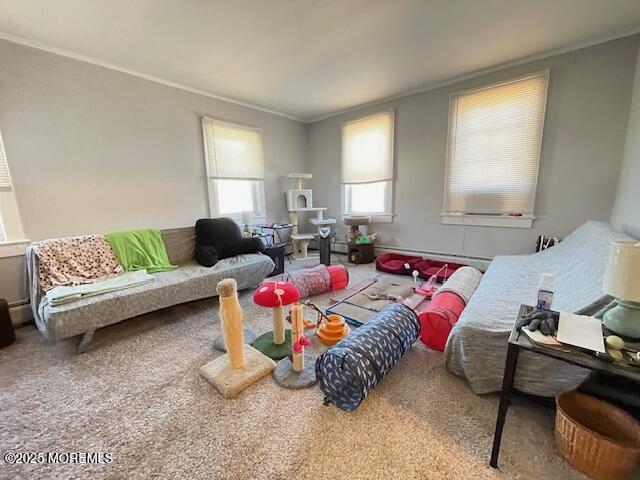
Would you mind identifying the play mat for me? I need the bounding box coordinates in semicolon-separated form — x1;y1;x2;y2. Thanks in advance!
326;274;432;326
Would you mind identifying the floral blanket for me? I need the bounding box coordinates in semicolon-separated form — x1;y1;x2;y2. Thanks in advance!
33;235;125;292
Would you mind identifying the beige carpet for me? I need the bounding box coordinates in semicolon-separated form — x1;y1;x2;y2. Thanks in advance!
0;263;588;480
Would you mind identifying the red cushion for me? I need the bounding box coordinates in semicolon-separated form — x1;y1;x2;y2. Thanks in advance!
376;253;422;275
415;259;465;281
419;291;466;351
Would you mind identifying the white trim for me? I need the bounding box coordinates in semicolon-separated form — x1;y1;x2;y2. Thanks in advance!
202;116;266;217
0;129;27;243
308;28;640;123
0;239;30;258
231;214;268;226
328;240;491;271
9;302;33;327
442;70;549;220
340;109;396;127
341;110;396;217
441;213;534;229
448;69;550;98
207;178;266;219
202;116;263;132
341;181;394;221
340;213;395;223
0;32;303;122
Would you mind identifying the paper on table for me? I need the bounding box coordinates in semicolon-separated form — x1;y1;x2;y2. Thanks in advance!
556;312;606;353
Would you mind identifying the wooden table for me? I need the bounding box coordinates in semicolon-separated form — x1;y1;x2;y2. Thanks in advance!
490;304;640;468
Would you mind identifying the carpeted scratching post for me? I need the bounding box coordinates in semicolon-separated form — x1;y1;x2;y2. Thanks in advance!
200;279;275;399
273;302;316;389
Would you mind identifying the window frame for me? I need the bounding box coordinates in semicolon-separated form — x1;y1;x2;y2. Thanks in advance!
0;128;28;255
201;117;267;222
441;70;550;229
340;110;396;223
210;178;265;219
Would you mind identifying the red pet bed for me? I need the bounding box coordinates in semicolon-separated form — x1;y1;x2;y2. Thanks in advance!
415;259;465;282
419;291;465;351
375;253;422;276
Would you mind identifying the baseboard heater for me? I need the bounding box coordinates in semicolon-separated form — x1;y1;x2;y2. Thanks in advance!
311;240;491;271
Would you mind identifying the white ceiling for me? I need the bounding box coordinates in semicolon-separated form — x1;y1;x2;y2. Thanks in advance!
1;0;639;122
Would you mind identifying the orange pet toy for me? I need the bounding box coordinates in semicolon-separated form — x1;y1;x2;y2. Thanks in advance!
316;314;350;346
289;301;350;346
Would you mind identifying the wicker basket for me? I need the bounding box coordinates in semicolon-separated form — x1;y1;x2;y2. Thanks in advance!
556;390;640;480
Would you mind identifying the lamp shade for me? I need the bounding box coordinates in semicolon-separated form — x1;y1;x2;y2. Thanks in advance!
603;241;640;301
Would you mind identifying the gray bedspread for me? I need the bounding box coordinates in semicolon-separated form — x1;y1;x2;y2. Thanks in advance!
443;221;633;396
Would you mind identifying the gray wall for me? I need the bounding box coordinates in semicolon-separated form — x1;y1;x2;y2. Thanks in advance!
2;34;639;308
0;39;306;305
308;35;639;259
611;45;640;239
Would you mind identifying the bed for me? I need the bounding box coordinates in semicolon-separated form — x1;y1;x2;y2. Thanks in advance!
443;221;633;396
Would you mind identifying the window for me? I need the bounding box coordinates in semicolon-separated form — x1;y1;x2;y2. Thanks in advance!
0;129;26;245
443;71;549;228
341;111;394;221
202;117;266;219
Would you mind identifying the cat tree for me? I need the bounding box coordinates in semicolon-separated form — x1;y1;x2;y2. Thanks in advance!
287;173;335;260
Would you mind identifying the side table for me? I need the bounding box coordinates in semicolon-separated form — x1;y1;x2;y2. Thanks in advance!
490;304;640;468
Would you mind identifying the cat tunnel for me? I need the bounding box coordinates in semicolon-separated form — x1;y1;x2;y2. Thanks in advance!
315;303;420;411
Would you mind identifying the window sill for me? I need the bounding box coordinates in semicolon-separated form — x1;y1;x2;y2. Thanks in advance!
342;213;395;224
441;214;534;229
219;214;267;223
0;239;30;258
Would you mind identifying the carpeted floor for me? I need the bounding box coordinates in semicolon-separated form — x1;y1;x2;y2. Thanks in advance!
0;262;588;480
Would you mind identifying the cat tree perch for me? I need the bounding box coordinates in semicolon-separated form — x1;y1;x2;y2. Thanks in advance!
287;173;335;260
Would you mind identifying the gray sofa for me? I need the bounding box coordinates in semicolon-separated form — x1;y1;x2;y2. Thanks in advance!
444;221;633;397
26;227;274;352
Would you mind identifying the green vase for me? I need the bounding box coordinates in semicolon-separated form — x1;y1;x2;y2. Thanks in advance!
602;299;640;339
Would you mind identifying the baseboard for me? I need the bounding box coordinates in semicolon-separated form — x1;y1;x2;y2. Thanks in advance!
374;244;491;271
325;241;491;271
9;302;34;328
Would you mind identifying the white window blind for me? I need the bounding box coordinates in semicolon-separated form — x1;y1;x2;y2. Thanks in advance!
0;128;26;243
202;118;265;180
444;72;549;215
342;111;394;184
0;131;11;189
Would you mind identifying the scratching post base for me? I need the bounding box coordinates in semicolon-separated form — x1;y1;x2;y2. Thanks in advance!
200;345;276;399
212;329;257;352
273;354;317;389
252;330;292;360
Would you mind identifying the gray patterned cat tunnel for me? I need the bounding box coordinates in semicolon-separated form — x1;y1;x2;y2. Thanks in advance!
315;303;420;411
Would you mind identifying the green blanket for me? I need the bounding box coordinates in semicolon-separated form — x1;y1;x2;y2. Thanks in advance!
106;229;176;273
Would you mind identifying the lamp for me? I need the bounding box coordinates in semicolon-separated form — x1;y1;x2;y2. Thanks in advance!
602;240;640;339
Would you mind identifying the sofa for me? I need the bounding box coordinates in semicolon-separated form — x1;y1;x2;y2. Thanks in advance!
443;221;633;397
26;227;274;352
